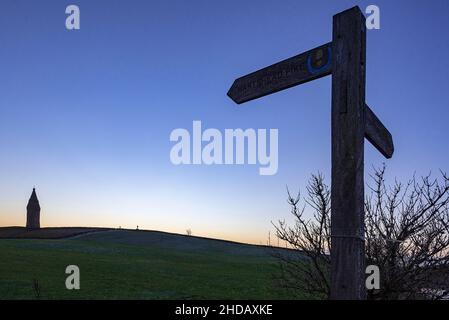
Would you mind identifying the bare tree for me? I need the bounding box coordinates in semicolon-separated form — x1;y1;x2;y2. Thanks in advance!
186;229;192;236
365;166;449;299
273;166;449;300
273;174;331;299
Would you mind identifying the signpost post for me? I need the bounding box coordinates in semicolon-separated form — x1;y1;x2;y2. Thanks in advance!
227;6;394;299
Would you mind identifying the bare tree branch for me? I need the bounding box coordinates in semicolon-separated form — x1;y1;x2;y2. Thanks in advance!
273;167;449;300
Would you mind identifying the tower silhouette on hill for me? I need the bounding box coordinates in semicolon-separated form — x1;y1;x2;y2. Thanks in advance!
26;188;40;229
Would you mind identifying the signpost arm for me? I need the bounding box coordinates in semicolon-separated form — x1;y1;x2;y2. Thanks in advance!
365;104;394;159
331;6;367;299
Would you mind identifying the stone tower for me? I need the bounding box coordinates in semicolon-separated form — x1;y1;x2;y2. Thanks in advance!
26;188;40;229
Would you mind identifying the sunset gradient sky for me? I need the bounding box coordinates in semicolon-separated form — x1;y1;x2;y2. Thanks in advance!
1;0;448;244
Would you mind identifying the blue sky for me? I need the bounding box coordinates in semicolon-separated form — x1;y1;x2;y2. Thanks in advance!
0;0;448;244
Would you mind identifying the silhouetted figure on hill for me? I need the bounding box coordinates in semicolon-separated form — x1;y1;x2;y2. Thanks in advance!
26;188;40;229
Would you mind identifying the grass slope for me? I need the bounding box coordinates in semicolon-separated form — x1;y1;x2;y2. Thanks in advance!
0;227;112;239
0;228;301;299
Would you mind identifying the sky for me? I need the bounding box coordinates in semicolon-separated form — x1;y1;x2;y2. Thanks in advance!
0;0;448;245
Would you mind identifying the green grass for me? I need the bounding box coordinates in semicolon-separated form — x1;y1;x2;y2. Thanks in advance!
0;230;299;299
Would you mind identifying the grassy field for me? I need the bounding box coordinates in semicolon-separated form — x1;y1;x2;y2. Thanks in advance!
0;228;302;299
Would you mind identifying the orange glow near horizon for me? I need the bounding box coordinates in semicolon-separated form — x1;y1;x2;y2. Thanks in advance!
0;183;284;247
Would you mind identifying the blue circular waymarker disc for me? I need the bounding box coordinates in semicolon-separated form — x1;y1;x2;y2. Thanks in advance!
307;47;332;74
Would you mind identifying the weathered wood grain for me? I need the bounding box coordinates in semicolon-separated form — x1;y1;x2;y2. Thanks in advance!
330;6;367;300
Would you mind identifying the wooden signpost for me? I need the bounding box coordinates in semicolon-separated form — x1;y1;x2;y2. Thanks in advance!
227;6;394;299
